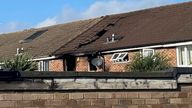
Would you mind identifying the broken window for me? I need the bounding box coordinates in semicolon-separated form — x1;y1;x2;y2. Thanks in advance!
65;55;76;71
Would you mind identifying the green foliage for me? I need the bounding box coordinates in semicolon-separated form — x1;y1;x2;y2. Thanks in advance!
1;53;37;71
126;53;171;72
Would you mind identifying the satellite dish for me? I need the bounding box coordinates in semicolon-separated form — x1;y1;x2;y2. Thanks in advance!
91;58;103;67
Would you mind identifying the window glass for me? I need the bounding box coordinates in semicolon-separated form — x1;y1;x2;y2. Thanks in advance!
178;47;185;65
112;54;119;60
111;53;128;63
177;46;192;66
38;60;49;71
143;49;154;57
44;61;49;71
187;46;192;65
119;53;126;58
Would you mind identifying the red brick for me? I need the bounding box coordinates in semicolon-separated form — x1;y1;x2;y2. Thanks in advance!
164;104;178;108
49;59;64;71
145;99;159;104
0;101;16;108
179;92;188;98
126;92;139;99
3;93;23;100
155;48;177;67
170;98;182;104
159;99;170;104
77;99;91;106
105;99;119;106
178;104;189;108
138;105;152;108
54;93;68;99
151;104;164;108
151;92;164;98
98;93;113;98
132;99;145;105
91;99;105;106
164;92;179;98
118;99;132;105
127;105;139;108
139;92;151;99
76;57;89;71
84;93;98;99
69;93;84;99
114;93;128;98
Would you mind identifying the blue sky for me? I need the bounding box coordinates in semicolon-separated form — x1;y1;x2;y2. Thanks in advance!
0;0;191;34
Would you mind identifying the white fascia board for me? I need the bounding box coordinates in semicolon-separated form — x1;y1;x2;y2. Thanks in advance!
163;41;192;47
102;45;163;54
32;56;56;61
102;41;192;54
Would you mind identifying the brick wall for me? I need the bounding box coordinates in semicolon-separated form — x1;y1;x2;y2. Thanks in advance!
75;53;135;72
104;51;137;72
0;85;192;108
49;59;64;71
104;48;177;72
76;57;89;71
155;47;177;67
74;48;177;72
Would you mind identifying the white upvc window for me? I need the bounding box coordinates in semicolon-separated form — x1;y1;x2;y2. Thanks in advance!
142;49;154;57
177;45;192;67
0;63;4;70
111;52;129;63
38;60;49;71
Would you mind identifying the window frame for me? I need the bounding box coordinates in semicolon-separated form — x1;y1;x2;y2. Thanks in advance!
177;46;192;67
38;60;49;71
142;49;154;57
111;52;129;63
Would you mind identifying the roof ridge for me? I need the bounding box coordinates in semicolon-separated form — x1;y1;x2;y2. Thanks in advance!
102;1;192;18
0;18;101;36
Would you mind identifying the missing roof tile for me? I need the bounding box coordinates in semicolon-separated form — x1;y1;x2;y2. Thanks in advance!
96;29;107;37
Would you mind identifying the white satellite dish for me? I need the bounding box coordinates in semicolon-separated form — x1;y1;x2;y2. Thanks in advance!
91;58;103;67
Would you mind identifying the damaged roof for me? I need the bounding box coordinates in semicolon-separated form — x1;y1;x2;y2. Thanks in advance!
0;18;102;59
54;2;192;55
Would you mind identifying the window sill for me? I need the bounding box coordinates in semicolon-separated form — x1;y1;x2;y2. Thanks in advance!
112;61;130;64
177;65;192;67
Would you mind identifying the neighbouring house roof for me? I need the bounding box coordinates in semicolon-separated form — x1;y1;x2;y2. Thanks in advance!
0;18;102;59
54;2;192;56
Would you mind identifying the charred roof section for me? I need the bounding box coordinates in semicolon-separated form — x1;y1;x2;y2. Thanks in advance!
54;2;192;55
0;18;102;59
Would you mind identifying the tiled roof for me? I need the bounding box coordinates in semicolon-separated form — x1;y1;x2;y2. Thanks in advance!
0;18;102;59
54;2;192;55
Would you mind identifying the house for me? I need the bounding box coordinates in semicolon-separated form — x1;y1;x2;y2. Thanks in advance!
0;18;102;71
1;2;192;72
52;2;192;72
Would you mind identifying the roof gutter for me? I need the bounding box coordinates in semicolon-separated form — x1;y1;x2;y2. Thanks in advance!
102;41;192;54
32;56;56;61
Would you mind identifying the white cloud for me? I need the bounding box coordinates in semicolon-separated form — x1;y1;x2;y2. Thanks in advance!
82;0;181;18
36;18;57;28
35;6;80;28
0;22;31;34
36;0;183;28
0;0;189;33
